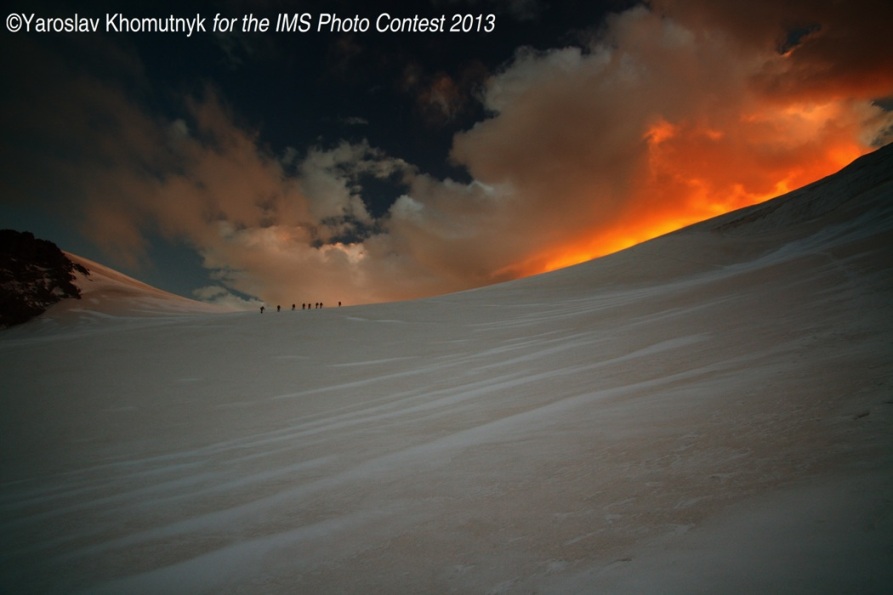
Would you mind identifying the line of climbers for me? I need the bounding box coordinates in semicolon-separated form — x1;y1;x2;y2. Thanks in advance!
260;301;341;313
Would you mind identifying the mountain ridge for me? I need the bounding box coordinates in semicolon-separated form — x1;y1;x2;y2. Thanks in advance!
5;142;891;329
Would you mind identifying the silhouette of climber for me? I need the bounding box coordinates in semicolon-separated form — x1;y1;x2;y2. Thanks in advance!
260;306;265;314
277;305;281;312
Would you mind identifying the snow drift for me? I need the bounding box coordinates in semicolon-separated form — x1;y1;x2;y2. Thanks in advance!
1;145;892;593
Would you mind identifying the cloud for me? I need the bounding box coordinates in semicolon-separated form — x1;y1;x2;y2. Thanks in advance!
3;1;892;307
650;0;893;101
193;285;262;311
341;116;370;127
446;2;893;274
420;73;465;121
114;95;420;305
403;62;490;126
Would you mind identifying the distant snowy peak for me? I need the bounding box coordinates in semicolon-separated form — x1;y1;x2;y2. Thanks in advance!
67;253;178;300
1;234;232;332
54;252;231;321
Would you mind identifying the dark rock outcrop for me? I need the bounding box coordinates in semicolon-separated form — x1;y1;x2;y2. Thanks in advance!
0;230;89;328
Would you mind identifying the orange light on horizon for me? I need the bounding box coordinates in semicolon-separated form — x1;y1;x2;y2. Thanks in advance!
524;212;707;276
515;108;874;278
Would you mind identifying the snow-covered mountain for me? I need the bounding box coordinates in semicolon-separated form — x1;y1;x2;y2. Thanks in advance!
1;238;232;331
56;252;232;319
1;145;891;593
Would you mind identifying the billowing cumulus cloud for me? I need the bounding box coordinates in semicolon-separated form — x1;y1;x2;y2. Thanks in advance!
3;1;891;307
447;1;893;274
74;93;421;306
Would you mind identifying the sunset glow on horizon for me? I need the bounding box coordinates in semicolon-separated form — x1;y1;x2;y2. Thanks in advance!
522;111;873;278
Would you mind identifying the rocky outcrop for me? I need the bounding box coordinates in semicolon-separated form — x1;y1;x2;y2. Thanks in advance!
0;230;89;327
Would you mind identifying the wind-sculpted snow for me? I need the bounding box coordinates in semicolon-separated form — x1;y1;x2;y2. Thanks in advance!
1;147;892;593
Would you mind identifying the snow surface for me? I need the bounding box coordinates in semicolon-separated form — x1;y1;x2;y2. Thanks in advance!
2;147;893;593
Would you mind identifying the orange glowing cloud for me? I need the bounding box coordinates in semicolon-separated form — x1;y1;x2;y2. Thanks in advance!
450;2;893;281
514;107;876;277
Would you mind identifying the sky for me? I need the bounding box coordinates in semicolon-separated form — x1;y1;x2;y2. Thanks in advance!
2;0;892;308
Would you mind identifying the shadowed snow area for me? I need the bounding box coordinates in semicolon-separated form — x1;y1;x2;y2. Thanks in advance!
2;146;892;593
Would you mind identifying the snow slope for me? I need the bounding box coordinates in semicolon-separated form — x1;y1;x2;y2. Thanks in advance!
2;253;236;339
1;145;892;593
69;253;232;316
